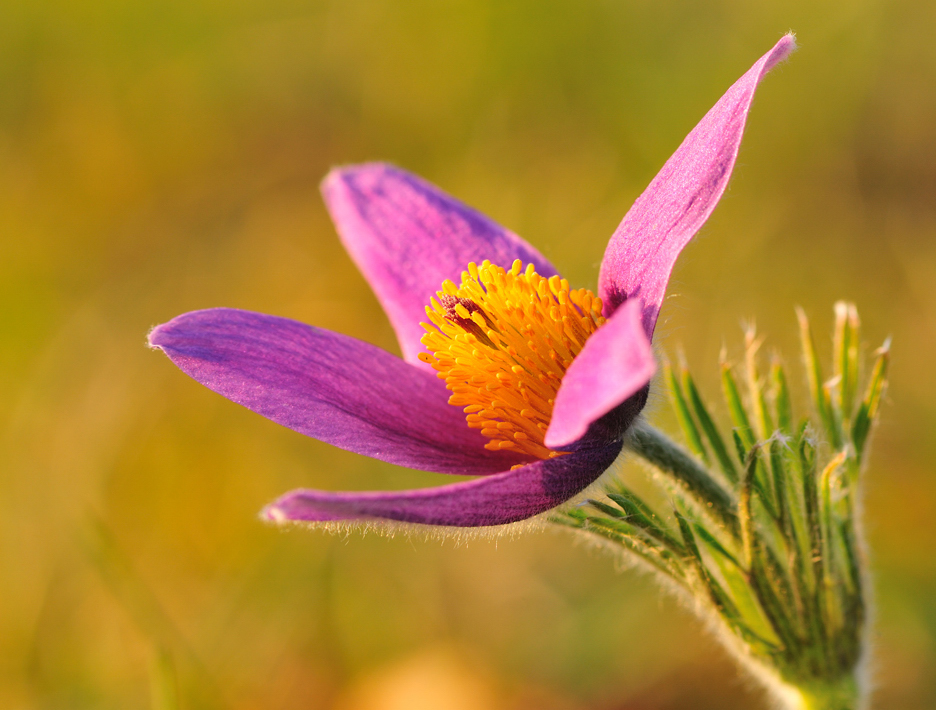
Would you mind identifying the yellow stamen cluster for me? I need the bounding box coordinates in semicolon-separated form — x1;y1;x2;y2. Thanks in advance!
418;259;606;461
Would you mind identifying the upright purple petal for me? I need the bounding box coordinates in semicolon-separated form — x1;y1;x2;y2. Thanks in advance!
598;34;796;334
545;300;656;448
322;163;558;366
262;440;623;527
149;308;528;475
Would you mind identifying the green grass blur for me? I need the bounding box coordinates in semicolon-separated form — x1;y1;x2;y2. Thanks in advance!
2;1;934;708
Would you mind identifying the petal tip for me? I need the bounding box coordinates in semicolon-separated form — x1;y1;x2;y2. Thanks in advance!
320;164;357;199
147;323;168;350
321;161;397;196
261;503;288;523
767;33;798;71
597;35;796;329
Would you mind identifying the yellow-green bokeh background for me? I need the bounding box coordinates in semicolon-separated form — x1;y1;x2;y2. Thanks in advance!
2;1;934;708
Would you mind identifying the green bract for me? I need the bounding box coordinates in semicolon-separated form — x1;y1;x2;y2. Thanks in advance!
554;303;888;710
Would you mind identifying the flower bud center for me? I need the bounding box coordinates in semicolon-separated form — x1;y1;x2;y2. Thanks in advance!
418;259;606;460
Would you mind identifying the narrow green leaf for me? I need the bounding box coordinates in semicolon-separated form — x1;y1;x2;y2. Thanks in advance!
676;510;772;647
819;453;847;553
819;452;849;632
840;519;865;603
693;524;743;570
749;547;801;656
663;358;708;463
852;338;890;458
723;360;780;515
768;361;793;533
696;525;784;648
744;326;774;440
676;509;703;563
731;431;777;523
770;360;794;435
605;487;659;521
822;379;844;449
740;333;783;518
738;447;758;569
784;424;816;598
800;436;821;584
828;515;856;598
833;301;852;425
799;438;831;653
847;304;861;414
583;516;688;581
588;499;627;519
603;491;686;555
683;368;738;483
721;362;756;451
834;301;862;427
758;540;805;646
732;429;748;465
682;522;781;655
797;307;840;447
554;508;588;525
770;438;789;535
589;497;684;556
792;430;829;657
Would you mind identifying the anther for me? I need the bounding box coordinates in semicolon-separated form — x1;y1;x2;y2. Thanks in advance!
419;260;604;461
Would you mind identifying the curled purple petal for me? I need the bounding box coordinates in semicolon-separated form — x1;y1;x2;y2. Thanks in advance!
262;440;623;527
149;308;528;475
598;34;796;334
322;163;558;366
545;300;656;449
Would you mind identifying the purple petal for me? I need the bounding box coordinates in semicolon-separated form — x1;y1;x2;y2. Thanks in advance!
322;163;558;366
598;34;796;334
545;300;656;448
149;308;528;475
262;440;623;527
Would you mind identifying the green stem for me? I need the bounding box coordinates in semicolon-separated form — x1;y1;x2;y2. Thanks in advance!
781;675;861;710
627;420;737;533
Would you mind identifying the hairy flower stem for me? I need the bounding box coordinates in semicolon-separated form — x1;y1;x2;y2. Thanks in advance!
792;678;861;710
627;421;737;532
557;304;886;710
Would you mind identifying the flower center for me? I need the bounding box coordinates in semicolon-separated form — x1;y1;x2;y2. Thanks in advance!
418;259;606;460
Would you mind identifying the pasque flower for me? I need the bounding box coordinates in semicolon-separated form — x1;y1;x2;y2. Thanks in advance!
149;36;794;529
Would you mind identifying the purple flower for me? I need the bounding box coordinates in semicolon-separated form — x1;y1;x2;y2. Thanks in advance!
149;36;794;529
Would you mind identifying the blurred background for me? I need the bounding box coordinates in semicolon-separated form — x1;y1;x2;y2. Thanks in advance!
1;0;934;708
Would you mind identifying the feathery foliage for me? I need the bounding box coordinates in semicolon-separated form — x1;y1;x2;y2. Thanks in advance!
553;303;889;710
